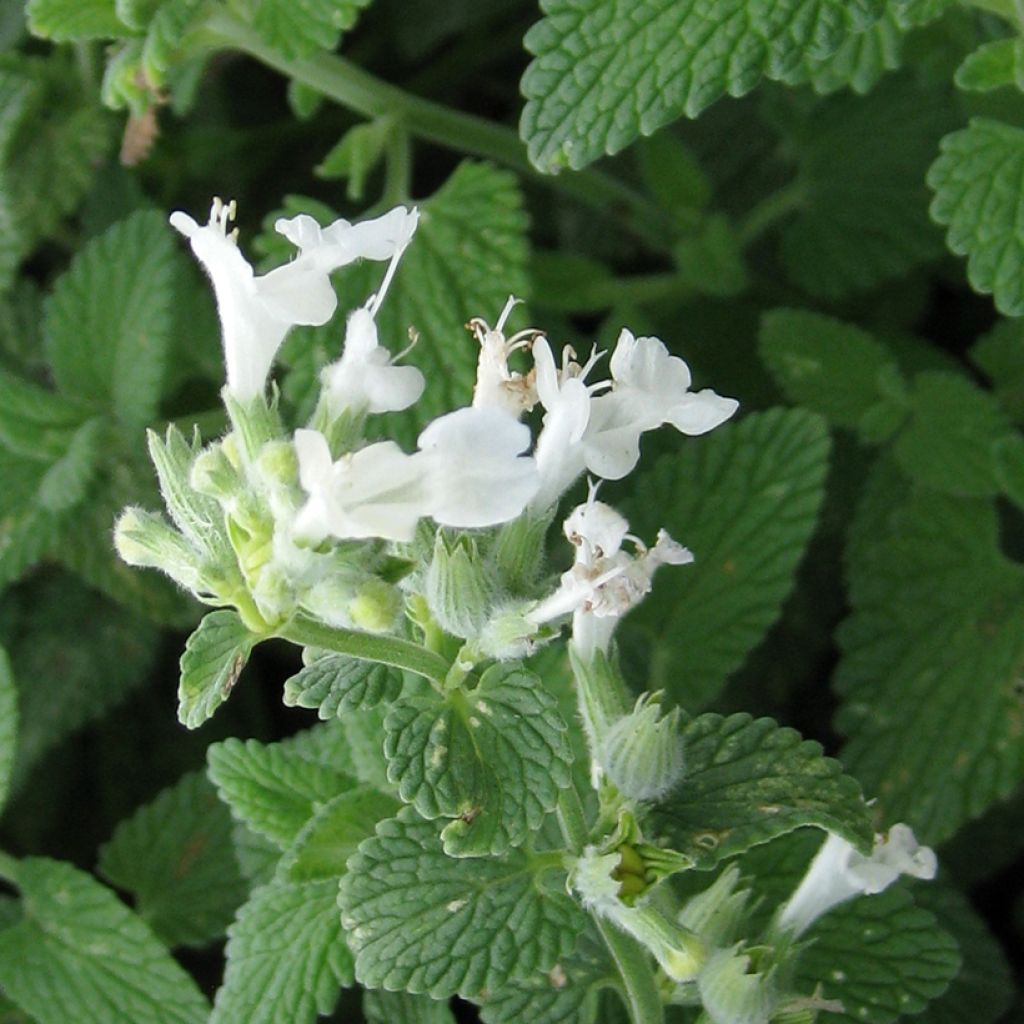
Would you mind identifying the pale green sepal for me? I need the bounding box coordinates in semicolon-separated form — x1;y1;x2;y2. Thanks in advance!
114;506;206;592
255;439;298;488
493;506;553;593
190;440;244;502
309;391;367;457
601;693;685;802
677;865;751;951
697;945;779;1024
222;386;284;465
425;531;498;638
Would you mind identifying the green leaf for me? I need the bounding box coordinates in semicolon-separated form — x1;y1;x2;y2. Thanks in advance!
955;37;1024;92
210;878;352;1024
364;990;457;1024
281;162;529;442
0;645;16;814
278;786;401;882
316;119;394;202
621;409;831;708
35;417;105;513
45;210;176;428
993;433;1024;509
27;0;129;39
178;610;255;729
0;367;92;461
649;713;872;869
520;0;884;172
247;0;372;59
284;653;403;716
0;858;209;1024
97;770;249;948
339;807;585;998
892;371;1010;497
970;317;1024;423
835;465;1024;843
207;735;356;847
928;118;1024;316
383;662;573;856
777;78;951;298
758;309;904;431
797;887;960;1023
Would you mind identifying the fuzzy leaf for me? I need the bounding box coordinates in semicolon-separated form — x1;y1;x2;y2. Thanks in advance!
27;0;129;39
178;610;255;729
0;858;209;1024
284;654;403;716
207;735;356;847
210;878;353;1024
520;0;884;172
955;38;1024;93
98;770;248;948
339;807;585;998
0;645;15;814
383;663;573;857
928;118;1024;316
364;990;457;1024
621;409;831;709
835;466;1024;843
45;210;176;428
649;713;873;869
247;0;372;59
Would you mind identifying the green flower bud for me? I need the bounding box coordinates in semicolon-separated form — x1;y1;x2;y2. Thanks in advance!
349;578;403;633
222;386;284;465
425;532;498;638
474;600;543;661
255;439;298;488
698;945;779;1024
678;865;752;950
600;693;684;801
190;441;243;502
114;507;205;593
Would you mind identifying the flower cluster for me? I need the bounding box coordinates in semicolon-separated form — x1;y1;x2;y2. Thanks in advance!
116;199;738;653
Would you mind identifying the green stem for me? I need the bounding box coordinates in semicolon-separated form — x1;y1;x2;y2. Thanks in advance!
737;182;804;249
279;614;449;682
555;787;664;1024
382;125;412;206
199;10;671;251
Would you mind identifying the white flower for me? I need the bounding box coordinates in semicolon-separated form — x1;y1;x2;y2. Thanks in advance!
469;295;540;417
293;428;428;543
528;493;692;659
417;407;539;527
776;824;938;938
170;199;418;402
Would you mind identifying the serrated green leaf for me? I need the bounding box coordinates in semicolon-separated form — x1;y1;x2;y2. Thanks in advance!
384;662;572;856
835;466;1024;843
621;409;831;709
970;317;1024;423
280;162;529;443
759;309;904;430
0;367;92;461
0;502;59;592
0;858;209;1024
284;654;403;716
520;0;883;172
955;37;1024;92
339;807;585;998
777;78;951;298
0;645;16;814
232;820;280;886
245;0;371;58
278;786;400;881
178;610;255;728
207;735;356;847
210;878;352;1024
35;417;104;513
27;0;129;39
928;118;1024;316
798;887;960;1023
45;210;175;428
98;770;248;947
649;713;872;869
364;990;457;1024
892;371;1010;497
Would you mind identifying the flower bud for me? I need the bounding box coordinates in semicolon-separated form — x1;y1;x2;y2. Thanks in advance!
424;532;498;638
349;578;403;633
600;693;684;801
255;439;299;488
697;945;779;1024
114;507;204;592
677;865;751;950
190;441;242;502
475;600;543;661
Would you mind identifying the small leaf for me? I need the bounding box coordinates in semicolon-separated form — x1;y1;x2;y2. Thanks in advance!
970;318;1024;423
649;713;873;869
316;119;394;202
339;807;585;998
178;610;255;729
27;0;129;39
98;770;249;948
283;654;404;716
928;118;1024;316
383;662;573;856
207;735;356;847
955;38;1024;93
0;646;16;814
210;878;353;1024
249;0;372;58
0;858;209;1024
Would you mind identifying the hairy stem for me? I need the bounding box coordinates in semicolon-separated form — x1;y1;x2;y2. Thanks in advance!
279;614;449;682
200;9;670;250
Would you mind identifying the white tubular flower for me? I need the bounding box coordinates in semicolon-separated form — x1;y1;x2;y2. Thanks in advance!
469;295;540;417
416;407;540;528
293;428;429;543
170;200;418;403
528;494;693;660
776;824;938;938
